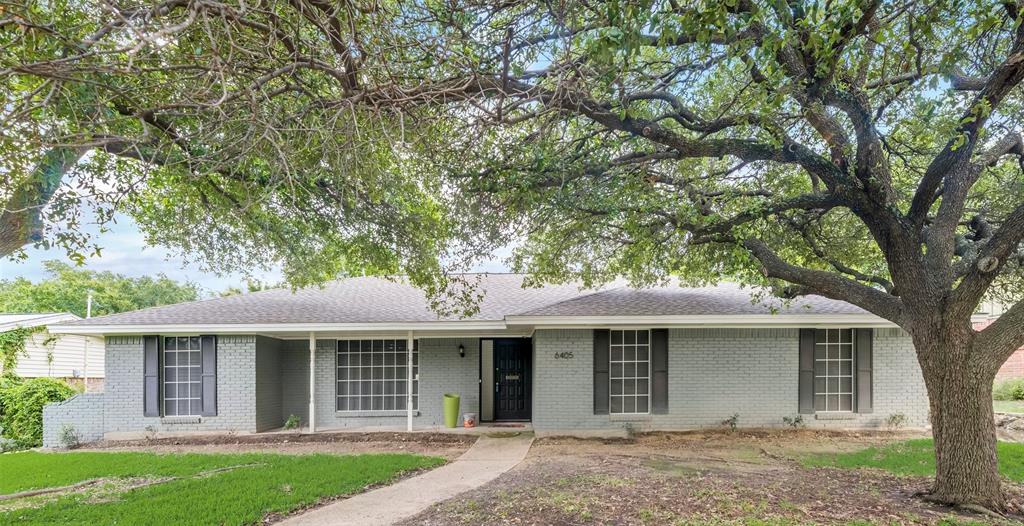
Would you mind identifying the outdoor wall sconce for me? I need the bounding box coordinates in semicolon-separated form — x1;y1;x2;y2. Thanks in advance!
458;343;465;358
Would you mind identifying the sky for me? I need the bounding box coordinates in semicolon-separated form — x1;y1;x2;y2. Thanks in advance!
0;212;512;296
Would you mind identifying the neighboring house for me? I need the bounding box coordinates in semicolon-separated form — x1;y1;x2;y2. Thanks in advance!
0;313;105;390
974;302;1024;379
43;274;929;447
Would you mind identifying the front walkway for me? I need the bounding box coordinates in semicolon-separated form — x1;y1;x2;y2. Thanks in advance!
280;432;534;526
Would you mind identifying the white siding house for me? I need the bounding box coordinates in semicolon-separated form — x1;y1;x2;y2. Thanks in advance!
0;313;104;391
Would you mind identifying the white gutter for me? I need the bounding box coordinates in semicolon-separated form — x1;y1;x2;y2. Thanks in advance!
503;314;899;328
48;314;901;336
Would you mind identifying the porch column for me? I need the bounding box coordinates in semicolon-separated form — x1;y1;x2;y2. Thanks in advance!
308;331;316;434
407;330;414;432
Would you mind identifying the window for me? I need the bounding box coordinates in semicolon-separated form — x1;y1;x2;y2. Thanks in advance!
813;329;854;412
163;336;202;416
336;339;418;412
610;329;650;414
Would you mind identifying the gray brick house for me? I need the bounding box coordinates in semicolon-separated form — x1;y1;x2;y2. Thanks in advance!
43;274;928;447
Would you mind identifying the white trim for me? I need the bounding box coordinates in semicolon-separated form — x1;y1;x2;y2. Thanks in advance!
49;314;900;336
506;314;898;328
48;321;509;335
0;312;81;332
307;332;316;434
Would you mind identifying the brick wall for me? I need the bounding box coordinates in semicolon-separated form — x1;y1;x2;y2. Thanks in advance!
254;336;283;431
101;335;257;434
532;327;929;434
280;340;310;425
42;392;105;448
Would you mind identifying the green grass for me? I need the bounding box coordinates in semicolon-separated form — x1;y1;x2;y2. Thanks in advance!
803;439;1024;482
0;451;443;525
994;399;1024;414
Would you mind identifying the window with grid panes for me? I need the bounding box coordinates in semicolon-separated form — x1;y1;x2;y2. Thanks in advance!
336;339;418;411
813;329;855;412
610;329;651;414
163;336;202;416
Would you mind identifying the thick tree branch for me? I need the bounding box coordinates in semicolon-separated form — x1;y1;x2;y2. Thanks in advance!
743;238;903;323
952;201;1024;316
976;299;1024;364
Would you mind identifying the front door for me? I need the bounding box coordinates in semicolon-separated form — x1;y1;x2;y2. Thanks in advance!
494;339;531;420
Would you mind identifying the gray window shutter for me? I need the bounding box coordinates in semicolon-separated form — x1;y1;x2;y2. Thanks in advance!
798;329;815;414
855;328;873;413
143;335;160;417
200;335;217;416
651;329;669;414
593;329;610;415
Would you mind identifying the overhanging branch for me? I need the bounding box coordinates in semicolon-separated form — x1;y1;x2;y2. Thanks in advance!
743;238;903;322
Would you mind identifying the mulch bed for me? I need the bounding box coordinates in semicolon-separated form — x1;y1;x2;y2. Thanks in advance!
82;431;476;450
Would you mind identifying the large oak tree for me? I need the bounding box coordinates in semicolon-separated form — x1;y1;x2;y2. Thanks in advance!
3;0;1024;509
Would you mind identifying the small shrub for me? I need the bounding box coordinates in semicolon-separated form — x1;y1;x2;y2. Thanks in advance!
0;426;17;452
994;378;1024;401
283;414;301;430
58;424;81;449
722;413;739;432
622;422;637;439
782;415;804;428
0;377;76;448
886;413;907;431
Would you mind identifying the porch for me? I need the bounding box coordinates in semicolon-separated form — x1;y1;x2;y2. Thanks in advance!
255;333;534;434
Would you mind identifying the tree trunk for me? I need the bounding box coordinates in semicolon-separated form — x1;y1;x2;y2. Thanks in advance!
917;328;1004;509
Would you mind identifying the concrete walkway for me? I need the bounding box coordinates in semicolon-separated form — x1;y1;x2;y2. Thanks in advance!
280;432;534;526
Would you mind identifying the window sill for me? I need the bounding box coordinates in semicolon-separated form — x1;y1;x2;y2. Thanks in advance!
161;416;201;425
815;412;856;420
334;411;420;418
610;414;652;422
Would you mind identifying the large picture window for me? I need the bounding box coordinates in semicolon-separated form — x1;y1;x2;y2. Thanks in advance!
336;339;418;412
163;336;202;417
814;329;854;412
610;329;650;414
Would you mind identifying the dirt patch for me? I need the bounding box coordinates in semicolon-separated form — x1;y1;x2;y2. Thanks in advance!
402;430;1024;525
80;432;475;460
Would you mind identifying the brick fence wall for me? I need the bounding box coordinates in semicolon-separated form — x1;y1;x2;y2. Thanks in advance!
42;392;105;448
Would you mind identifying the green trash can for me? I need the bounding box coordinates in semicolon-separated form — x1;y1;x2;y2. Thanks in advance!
443;393;461;428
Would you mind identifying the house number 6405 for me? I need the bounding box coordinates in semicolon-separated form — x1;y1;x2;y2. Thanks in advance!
554;351;574;359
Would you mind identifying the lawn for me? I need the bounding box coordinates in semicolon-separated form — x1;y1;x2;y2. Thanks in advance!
994;400;1024;414
803;438;1024;482
0;451;443;525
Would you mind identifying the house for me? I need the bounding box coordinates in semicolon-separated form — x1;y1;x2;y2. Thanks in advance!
42;274;928;447
973;301;1024;379
0;313;104;390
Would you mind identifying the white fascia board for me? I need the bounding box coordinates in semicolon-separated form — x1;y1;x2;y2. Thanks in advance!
48;320;510;336
0;312;82;332
504;314;899;328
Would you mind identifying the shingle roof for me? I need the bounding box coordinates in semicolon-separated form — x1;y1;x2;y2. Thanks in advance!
61;274;588;326
513;282;868;317
59;274;869;328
